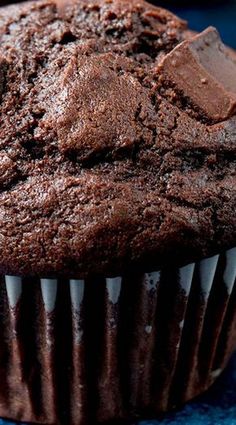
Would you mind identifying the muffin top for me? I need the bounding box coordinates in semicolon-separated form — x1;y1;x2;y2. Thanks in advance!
0;0;235;277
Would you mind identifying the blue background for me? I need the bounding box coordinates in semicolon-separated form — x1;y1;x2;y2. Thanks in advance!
1;1;236;424
171;0;236;49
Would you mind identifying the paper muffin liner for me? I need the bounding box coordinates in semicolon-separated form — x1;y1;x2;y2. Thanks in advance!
0;247;236;424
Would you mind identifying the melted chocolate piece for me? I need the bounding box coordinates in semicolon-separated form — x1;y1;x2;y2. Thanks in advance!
158;27;236;121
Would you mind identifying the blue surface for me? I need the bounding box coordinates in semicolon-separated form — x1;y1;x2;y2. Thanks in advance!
1;2;236;425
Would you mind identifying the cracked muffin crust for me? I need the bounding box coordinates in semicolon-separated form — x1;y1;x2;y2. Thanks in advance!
0;0;235;277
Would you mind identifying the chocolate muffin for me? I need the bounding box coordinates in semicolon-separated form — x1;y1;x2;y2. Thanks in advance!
0;0;235;424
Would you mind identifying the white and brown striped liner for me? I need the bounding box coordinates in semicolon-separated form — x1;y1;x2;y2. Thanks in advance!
0;247;235;424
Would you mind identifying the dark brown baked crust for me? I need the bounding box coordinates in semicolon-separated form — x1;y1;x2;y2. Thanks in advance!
0;0;235;277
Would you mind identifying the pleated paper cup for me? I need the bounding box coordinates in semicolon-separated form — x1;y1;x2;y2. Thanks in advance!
0;247;236;424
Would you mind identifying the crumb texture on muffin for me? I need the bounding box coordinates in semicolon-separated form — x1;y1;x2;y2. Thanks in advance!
0;0;235;276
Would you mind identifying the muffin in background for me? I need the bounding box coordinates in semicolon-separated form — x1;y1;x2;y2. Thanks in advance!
0;0;235;424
